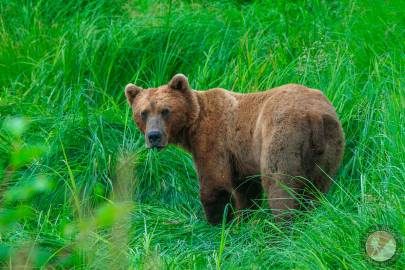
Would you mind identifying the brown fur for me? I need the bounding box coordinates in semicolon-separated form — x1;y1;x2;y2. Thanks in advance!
125;74;345;224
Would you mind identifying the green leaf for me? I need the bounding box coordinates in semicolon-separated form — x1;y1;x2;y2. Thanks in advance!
10;145;46;168
2;117;29;137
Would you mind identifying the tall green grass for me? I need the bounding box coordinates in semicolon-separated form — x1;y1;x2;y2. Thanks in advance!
0;0;403;269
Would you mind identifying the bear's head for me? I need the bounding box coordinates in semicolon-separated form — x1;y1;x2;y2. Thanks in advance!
125;74;198;150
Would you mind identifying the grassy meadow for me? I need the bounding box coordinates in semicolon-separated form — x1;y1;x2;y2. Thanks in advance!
0;0;404;269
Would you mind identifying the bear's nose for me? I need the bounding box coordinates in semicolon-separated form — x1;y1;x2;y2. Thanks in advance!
147;130;162;145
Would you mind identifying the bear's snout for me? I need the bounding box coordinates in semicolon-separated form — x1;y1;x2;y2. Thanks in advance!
146;130;164;149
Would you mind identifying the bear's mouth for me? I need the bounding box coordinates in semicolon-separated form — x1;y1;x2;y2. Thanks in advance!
147;145;166;151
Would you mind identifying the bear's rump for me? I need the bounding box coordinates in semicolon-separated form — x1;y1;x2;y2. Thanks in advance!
257;108;342;192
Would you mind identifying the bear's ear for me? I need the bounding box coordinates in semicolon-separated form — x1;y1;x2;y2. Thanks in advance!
125;83;142;105
169;74;190;92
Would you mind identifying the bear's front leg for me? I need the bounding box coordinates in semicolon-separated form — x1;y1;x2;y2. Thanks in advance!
200;187;233;225
196;157;234;225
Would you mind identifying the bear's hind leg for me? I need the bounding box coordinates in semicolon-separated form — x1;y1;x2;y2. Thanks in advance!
260;135;308;223
261;172;306;223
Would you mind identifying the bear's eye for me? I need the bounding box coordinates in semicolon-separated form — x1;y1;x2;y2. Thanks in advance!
140;110;148;121
161;108;170;118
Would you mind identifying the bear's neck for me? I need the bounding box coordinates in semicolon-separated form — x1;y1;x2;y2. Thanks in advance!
176;90;204;155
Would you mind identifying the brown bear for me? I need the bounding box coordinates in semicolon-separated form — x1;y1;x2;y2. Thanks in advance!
125;74;345;225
